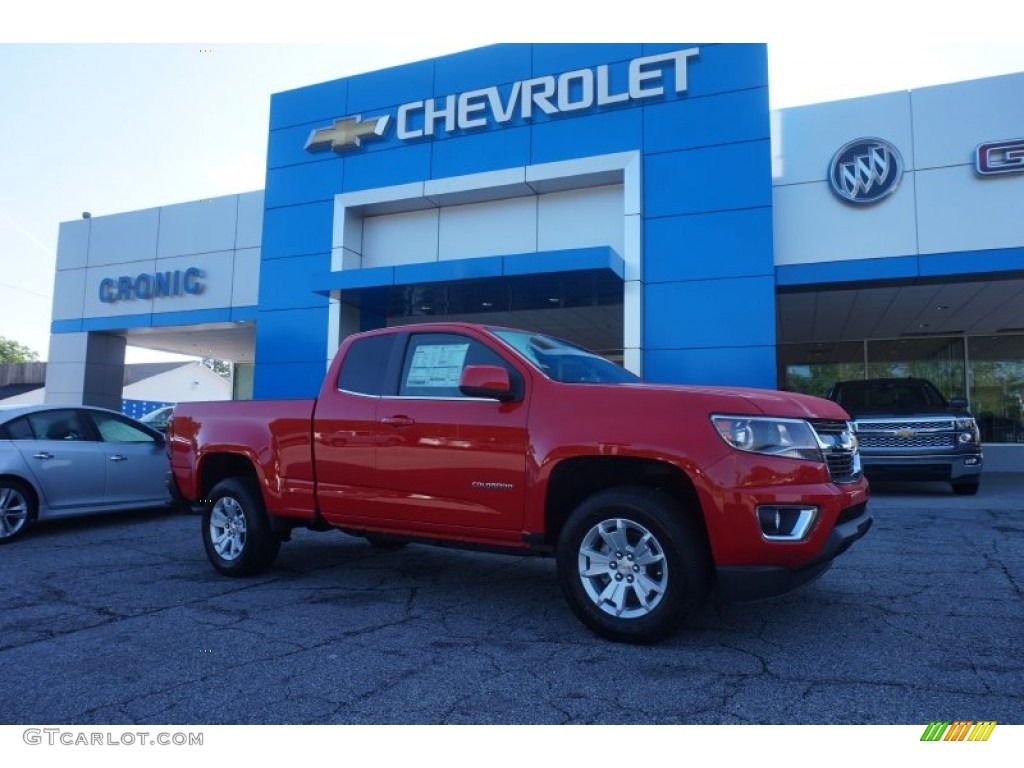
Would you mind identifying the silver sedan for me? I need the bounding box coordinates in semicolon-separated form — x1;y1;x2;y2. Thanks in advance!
0;404;173;543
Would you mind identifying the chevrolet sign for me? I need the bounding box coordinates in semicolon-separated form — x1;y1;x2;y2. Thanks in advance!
305;48;700;152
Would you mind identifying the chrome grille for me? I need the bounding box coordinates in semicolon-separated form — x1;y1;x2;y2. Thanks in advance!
809;419;861;484
856;419;954;432
854;417;957;451
859;433;954;449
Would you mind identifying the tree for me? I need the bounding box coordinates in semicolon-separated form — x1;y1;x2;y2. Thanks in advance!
202;358;231;378
0;336;39;363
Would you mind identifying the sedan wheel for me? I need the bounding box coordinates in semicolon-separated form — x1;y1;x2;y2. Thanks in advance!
0;480;35;544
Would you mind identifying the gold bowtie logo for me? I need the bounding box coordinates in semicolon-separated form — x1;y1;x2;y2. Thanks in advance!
304;115;390;152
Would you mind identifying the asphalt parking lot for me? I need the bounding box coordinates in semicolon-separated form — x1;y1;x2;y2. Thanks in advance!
1;474;1022;725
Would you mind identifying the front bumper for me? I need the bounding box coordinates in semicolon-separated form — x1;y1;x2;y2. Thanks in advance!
716;500;873;602
859;451;983;482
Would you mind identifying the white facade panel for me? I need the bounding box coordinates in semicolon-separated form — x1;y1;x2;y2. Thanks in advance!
231;247;261;306
83;259;157;317
917;165;1024;255
151;252;235;314
772;177;918;265
235;191;265;249
51;268;87;322
46;333;90;365
537;185;624;254
43;362;88;394
361;209;440;268
771;91;913;185
911;73;1024;169
56;219;90;270
438;197;537;261
157;196;237;258
87;208;159;267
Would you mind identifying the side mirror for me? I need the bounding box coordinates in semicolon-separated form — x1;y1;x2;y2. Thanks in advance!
950;396;969;411
459;365;516;401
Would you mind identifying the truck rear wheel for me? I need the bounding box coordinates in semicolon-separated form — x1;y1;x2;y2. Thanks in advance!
556;487;711;644
203;478;281;576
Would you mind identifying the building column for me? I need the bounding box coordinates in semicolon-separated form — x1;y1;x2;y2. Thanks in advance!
44;331;127;411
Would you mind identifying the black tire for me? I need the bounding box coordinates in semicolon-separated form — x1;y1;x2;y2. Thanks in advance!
952;480;980;496
202;478;281;576
556;486;712;645
365;534;408;550
0;478;36;544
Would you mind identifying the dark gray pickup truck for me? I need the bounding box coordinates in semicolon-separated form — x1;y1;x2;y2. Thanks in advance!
826;378;983;495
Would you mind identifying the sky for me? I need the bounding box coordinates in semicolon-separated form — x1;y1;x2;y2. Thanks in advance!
2;2;1023;364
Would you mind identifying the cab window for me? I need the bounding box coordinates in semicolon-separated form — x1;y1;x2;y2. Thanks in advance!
398;333;517;398
338;334;396;396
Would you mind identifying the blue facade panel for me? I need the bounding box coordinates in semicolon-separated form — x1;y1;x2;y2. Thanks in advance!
644;87;770;154
254;307;328;365
645;208;774;283
644;140;773;218
645;345;777;389
264;160;343;209
261;202;334;260
397;258;504;285
643;276;776;350
269;78;347;131
431;126;531;178
254;362;329;400
919;247;1024;279
342;143;433;193
530;107;644;165
257;254;329;310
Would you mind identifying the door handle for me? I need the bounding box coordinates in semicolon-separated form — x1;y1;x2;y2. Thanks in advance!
108;454;128;462
33;452;53;460
380;416;415;427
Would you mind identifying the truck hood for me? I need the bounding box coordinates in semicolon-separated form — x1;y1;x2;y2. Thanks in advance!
617;382;852;421
844;407;966;420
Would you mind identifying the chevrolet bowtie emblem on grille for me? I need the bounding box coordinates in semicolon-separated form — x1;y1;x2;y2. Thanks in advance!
895;429;917;439
304;115;390;152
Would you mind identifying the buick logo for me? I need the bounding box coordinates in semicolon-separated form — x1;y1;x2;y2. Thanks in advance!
828;138;904;205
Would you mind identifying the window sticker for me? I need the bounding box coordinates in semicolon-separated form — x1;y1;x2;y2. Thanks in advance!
406;343;469;388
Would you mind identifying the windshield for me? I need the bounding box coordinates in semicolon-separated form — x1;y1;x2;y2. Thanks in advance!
490;329;640;384
834;381;948;412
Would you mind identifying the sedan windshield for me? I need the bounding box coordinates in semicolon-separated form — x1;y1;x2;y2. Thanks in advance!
490;329;639;384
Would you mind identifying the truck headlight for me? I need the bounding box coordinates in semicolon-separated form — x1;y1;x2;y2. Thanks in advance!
955;417;980;444
711;416;823;462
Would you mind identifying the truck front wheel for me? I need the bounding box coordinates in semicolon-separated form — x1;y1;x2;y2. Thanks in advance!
203;478;281;577
556;487;711;644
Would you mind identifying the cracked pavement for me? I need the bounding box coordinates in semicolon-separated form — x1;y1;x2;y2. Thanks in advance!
1;474;1022;725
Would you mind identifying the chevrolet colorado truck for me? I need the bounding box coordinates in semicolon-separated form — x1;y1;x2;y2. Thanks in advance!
826;377;983;495
168;323;871;644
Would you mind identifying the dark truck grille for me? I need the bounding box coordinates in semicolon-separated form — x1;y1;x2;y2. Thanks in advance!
809;419;860;483
854;418;956;450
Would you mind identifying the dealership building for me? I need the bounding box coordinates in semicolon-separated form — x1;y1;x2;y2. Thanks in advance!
45;44;1024;461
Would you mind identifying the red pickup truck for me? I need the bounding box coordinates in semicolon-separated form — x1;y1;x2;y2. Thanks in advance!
167;323;871;644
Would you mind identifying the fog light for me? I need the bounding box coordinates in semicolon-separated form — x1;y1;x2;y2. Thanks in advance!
964;457;980;466
756;505;818;541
